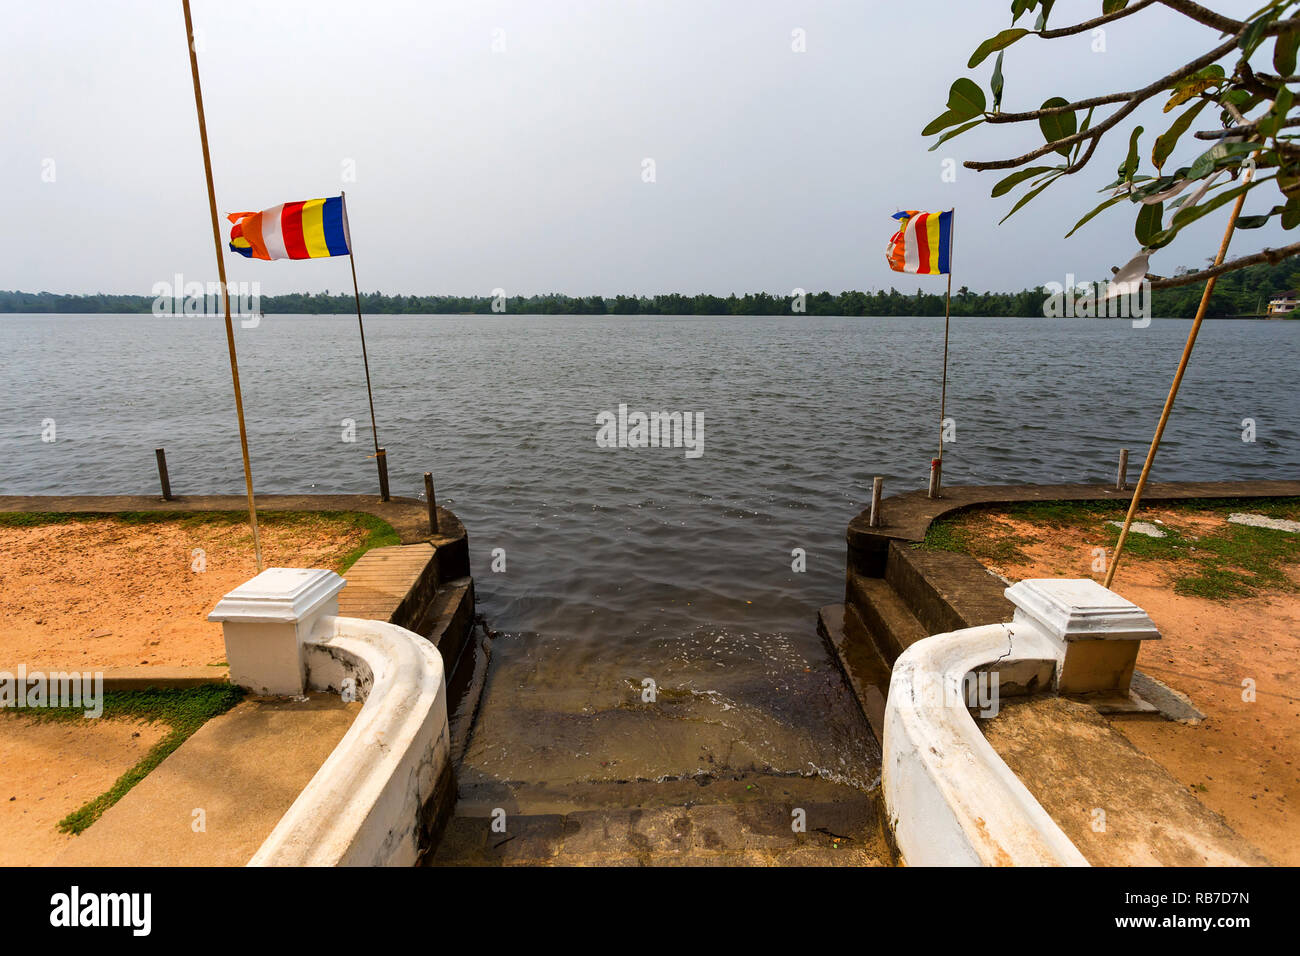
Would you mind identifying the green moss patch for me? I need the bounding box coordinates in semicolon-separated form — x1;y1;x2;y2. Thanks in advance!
1;684;244;835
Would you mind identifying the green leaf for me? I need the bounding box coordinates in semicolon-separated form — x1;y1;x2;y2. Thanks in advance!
1235;214;1272;228
1186;141;1256;180
969;28;1029;68
1240;12;1274;54
1077;105;1096;138
947;77;987;118
991;165;1058;197
1034;0;1056;31
1064;194;1126;238
1152;100;1208;172
923;109;965;136
1276;29;1300;76
1135;201;1165;246
928;118;984;151
1260;85;1294;140
1072;105;1096;162
1282;196;1300;229
1102;0;1130;13
1145;228;1177;250
1038;97;1077;157
998;173;1059;224
991;51;1005;114
1119;126;1145;183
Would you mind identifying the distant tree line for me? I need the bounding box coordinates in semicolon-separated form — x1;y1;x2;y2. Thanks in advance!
5;257;1299;318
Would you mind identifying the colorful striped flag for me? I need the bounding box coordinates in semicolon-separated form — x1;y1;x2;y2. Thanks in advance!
886;209;952;275
227;196;351;260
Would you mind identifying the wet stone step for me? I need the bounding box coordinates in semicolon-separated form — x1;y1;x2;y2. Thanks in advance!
847;572;929;664
428;798;888;867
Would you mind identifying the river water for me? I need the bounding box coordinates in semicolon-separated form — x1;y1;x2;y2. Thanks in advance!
4;313;1296;787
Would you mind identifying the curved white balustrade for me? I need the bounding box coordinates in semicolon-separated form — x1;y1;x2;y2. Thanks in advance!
882;621;1088;867
248;614;449;867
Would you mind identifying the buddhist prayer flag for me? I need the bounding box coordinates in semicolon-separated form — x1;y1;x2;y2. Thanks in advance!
228;195;351;260
886;209;953;275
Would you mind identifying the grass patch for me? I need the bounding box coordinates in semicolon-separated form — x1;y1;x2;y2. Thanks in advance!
921;507;1038;565
1002;499;1116;527
922;498;1300;602
326;511;401;572
1;683;243;835
0;509;399;573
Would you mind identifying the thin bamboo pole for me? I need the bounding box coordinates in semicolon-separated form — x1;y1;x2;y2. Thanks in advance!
182;0;262;570
1103;172;1254;589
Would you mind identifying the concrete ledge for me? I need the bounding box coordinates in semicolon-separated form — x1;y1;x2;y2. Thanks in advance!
0;494;465;549
848;480;1300;564
97;667;229;690
249;614;450;867
882;622;1088;867
338;543;438;625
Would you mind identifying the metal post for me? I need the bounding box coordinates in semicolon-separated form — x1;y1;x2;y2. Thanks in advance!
376;448;391;502
342;191;387;501
928;457;942;499
424;472;439;534
155;447;174;501
869;476;884;528
1116;448;1129;492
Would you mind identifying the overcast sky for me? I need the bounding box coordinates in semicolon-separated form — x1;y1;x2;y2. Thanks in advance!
0;0;1285;297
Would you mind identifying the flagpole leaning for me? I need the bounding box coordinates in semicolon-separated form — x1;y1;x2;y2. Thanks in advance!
342;192;389;502
1103;170;1253;590
182;0;263;571
930;207;955;499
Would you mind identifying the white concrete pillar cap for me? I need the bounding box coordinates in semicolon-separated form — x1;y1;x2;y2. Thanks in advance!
1005;578;1160;643
208;568;345;624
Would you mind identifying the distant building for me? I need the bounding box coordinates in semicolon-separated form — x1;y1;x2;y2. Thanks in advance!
1267;291;1299;316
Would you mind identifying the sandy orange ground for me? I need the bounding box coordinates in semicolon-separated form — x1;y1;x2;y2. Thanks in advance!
0;715;168;865
960;506;1300;865
0;515;371;669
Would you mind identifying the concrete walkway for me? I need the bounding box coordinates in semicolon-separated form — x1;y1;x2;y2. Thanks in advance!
983;697;1272;866
53;695;358;867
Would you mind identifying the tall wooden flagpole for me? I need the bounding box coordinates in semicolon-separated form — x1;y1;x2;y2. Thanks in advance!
1104;169;1253;590
182;0;263;570
341;191;389;502
930;208;955;499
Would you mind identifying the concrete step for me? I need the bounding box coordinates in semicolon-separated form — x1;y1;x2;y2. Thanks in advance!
338;543;438;627
420;577;475;661
817;603;889;744
846;571;929;665
429;792;887;866
884;540;1013;635
451;772;874;818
